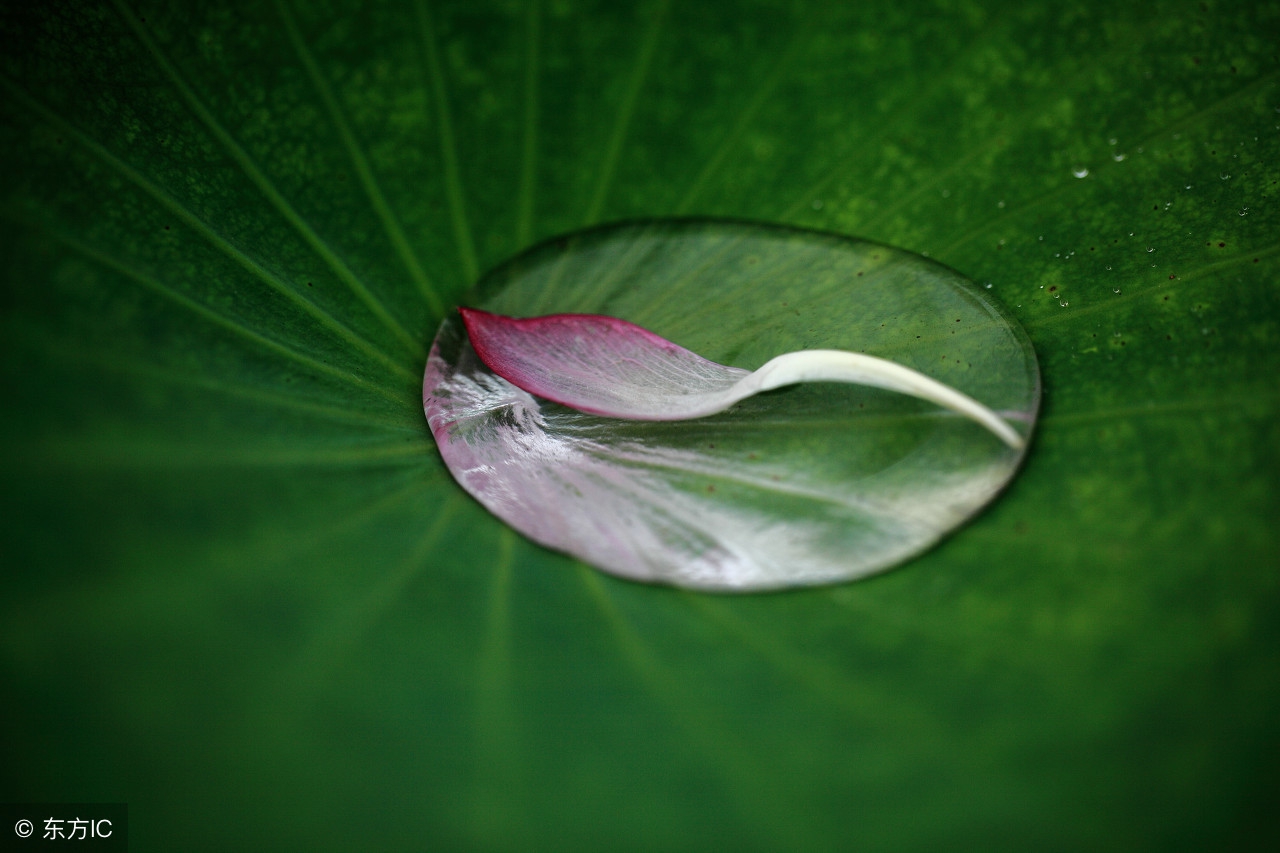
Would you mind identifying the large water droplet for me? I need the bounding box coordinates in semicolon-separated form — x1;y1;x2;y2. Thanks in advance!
428;219;1041;591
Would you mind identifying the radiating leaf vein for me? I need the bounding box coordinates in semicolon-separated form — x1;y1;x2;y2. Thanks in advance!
414;0;481;283
7;321;418;432
581;0;669;225
111;0;426;362
776;16;1005;221
515;0;542;247
277;0;446;317
37;225;407;405
673;13;817;215
0;73;417;384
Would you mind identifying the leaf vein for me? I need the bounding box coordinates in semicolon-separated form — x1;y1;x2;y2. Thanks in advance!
582;0;669;225
0;72;417;384
113;0;426;360
416;0;480;282
277;0;446;317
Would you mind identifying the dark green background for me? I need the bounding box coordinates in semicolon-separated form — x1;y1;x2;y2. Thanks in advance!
2;0;1277;850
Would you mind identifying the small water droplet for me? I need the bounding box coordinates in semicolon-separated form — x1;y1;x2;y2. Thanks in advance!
1221;172;1231;180
1240;207;1249;217
997;200;1006;208
1147;247;1155;253
1112;152;1127;162
1106;265;1112;270
1185;184;1193;190
1108;137;1118;146
1072;166;1089;178
811;199;824;210
941;189;951;198
1113;288;1121;294
985;283;993;289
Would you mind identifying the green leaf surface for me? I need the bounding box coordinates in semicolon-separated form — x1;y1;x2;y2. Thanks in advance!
2;0;1278;849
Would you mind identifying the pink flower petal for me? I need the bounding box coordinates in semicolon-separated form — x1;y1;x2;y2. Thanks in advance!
459;307;1023;448
459;307;748;420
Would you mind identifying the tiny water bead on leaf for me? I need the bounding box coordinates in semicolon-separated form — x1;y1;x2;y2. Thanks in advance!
423;220;1040;591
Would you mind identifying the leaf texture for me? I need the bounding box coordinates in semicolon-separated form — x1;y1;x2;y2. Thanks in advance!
1;0;1277;849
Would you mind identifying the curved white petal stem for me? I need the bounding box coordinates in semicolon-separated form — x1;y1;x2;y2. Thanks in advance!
725;350;1024;450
